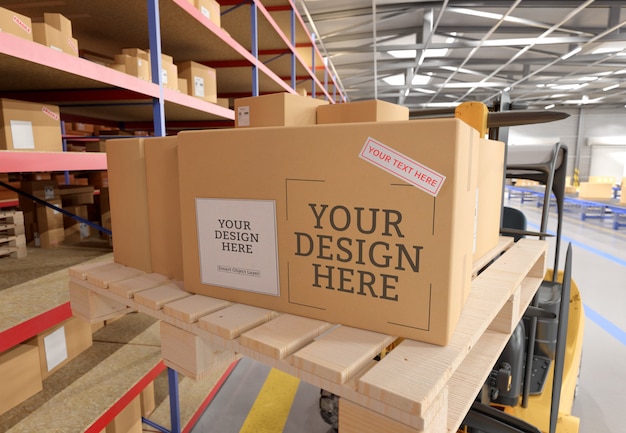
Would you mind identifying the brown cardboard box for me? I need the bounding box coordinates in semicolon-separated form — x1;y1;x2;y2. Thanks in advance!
578;182;613;199
19;179;59;201
234;93;328;127
32;22;78;56
106;395;142;433
106;139;152;272
0;344;43;416
43;12;72;36
144;136;184;280
474;138;505;261
122;48;149;61
63;204;90;243
177;61;217;103
177;118;478;345
25;316;92;379
316;99;409;124
178;77;189;95
114;54;150;81
0;6;33;41
140;382;156;417
0;98;63;151
88;170;109;188
194;0;221;27
86;140;107;152
59;184;95;206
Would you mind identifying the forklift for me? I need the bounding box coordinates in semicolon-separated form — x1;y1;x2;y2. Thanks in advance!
319;101;585;433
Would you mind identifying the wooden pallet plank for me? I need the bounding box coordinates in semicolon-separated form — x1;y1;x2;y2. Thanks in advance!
69;282;131;323
133;283;191;310
162;294;231;324
86;266;145;289
240;314;333;359
68;260;119;280
109;273;170;298
291;325;396;384
197;303;279;340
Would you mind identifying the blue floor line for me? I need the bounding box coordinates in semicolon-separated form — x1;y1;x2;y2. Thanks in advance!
584;304;626;347
527;221;626;268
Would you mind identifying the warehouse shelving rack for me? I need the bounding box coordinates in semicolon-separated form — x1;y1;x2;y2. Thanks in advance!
0;0;344;431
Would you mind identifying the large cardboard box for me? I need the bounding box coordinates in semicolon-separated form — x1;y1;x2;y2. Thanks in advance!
106;395;142;433
177;61;217;103
0;6;33;41
317;99;409;124
0;98;63;151
43;12;72;36
578;182;613;199
32;21;78;56
25;316;92;379
0;344;43;416
177;118;478;345
474;138;505;261
234;93;328;128
106;139;152;272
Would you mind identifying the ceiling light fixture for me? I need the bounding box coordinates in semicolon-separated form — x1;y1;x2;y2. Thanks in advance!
603;84;619;91
561;47;582;60
545;104;555;109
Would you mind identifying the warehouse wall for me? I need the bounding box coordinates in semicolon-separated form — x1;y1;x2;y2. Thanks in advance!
509;107;626;182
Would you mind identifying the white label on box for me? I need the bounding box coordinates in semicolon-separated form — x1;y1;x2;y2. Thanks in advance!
44;185;55;199
50;45;63;52
161;68;168;84
200;6;210;18
43;326;68;372
10;120;35;149
80;222;90;238
359;137;446;197
196;198;280;296
237;106;250;127
193;76;205;98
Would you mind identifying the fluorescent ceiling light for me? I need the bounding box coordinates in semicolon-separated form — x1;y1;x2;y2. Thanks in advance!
603;84;619;91
382;73;431;86
440;65;476;75
442;82;508;88
547;83;588;90
578;76;598;81
388;48;449;59
411;73;432;85
545;104;555;109
382;74;405;85
561;47;582;60
413;88;436;94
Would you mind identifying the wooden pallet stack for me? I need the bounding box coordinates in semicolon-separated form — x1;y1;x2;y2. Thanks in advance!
0;210;27;259
68;238;547;433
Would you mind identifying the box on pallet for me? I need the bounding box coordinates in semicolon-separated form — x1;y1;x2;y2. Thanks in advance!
174;118;479;345
25;316;92;379
0;344;43;416
316;99;409;124
177;61;217;103
0;98;63;151
0;6;33;41
233;92;328;128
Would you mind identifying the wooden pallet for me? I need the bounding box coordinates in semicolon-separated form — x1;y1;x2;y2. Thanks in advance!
68;238;547;433
0;211;26;258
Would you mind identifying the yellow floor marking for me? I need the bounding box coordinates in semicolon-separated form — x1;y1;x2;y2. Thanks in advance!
239;368;300;433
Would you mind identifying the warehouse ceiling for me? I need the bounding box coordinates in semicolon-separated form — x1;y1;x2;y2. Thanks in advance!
297;0;626;111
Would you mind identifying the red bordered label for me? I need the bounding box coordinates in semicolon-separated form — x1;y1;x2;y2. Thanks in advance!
359;137;446;197
12;15;31;34
42;106;59;120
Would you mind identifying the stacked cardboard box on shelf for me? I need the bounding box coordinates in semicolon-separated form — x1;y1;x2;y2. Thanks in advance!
18;179;65;248
110;48;179;91
234;92;328;127
186;0;221;27
0;344;43;416
0;6;33;41
0;98;63;151
177;61;217;103
32;13;78;56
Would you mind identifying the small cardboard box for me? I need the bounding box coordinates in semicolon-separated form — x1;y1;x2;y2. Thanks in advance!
0;344;43;416
106;394;142;433
25;316;92;379
177;61;217;103
0;6;33;41
122;48;149;61
177;118;478;345
193;0;221;27
0;98;62;151
114;54;150;81
43;12;72;37
63;204;90;243
317;99;409;124
234;93;328;128
32;21;78;56
474;138;505;261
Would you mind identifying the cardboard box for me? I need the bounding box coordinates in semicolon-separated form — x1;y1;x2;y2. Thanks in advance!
32;22;78;56
0;344;43;416
193;0;221;27
106;395;142;433
176;118;478;345
64;204;90;243
578;182;613;199
59;184;95;206
114;54;150;81
43;12;72;37
19;179;60;201
122;48;149;61
0;6;33;41
474;138;505;261
86;140;107;152
88;170;109;188
178;77;189;95
106;139;152;272
140;382;156;417
25;316;92;379
234;93;328;128
0;98;63;151
177;61;217;103
316;100;409;124
144;136;184;280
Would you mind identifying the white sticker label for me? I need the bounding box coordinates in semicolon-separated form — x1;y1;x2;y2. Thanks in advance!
44;185;55;200
43;327;68;372
193;76;205;97
161;68;168;84
237;106;250;127
10;120;35;149
200;6;210;18
359;137;446;197
196;198;280;296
